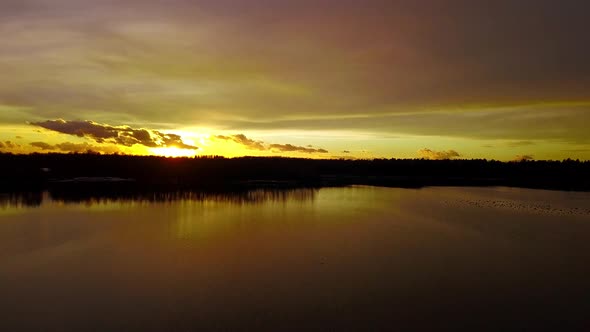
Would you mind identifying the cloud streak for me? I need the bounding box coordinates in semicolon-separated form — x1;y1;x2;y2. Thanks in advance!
214;134;329;154
506;141;536;148
32;120;198;150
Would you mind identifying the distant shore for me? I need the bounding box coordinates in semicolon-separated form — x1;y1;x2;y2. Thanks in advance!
1;153;589;193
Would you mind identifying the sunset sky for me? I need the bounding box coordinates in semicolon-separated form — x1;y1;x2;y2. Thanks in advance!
0;0;589;160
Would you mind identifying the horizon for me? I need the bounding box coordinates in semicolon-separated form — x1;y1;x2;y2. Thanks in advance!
2;150;590;162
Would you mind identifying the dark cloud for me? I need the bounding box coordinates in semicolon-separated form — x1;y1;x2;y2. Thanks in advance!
331;155;357;160
55;142;120;154
30;141;121;154
342;150;351;153
269;144;328;154
214;134;328;154
157;132;200;150
0;142;4;149
33;120;118;142
514;155;535;162
214;134;266;151
30;142;55;150
31;120;198;150
418;148;461;160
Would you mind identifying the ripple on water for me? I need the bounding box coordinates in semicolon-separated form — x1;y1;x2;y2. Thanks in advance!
442;198;590;217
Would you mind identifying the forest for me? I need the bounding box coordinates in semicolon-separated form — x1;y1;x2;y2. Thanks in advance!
1;152;589;193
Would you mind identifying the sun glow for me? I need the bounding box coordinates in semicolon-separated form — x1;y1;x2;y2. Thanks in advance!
150;147;198;158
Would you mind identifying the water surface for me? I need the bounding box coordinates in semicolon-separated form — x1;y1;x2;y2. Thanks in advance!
1;186;589;331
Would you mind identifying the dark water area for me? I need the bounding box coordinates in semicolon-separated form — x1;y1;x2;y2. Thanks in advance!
1;186;590;331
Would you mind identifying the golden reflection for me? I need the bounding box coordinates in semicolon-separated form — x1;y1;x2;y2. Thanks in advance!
0;189;318;210
0;192;44;210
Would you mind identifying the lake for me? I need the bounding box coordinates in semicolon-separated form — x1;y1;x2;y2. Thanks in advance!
1;186;590;331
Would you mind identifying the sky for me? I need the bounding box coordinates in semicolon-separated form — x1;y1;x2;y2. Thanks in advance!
0;0;589;160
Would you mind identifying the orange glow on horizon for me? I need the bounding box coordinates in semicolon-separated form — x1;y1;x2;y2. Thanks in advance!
150;147;199;158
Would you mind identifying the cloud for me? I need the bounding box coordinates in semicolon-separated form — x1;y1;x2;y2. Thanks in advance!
214;133;328;154
506;141;536;147
3;141;19;149
514;155;534;162
1;1;589;160
31;120;198;150
331;155;357;160
0;1;588;133
222;104;590;144
0;140;21;150
418;148;461;160
269;144;328;154
214;134;266;150
30;142;55;150
0;141;20;149
55;142;121;154
30;141;121;154
342;150;351;153
157;132;200;150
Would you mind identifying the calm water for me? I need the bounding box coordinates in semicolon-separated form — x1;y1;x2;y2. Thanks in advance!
1;186;590;331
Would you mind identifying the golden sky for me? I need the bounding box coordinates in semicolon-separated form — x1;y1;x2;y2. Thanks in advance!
1;0;589;160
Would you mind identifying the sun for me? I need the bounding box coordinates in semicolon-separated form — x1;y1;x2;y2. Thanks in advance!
150;147;198;158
